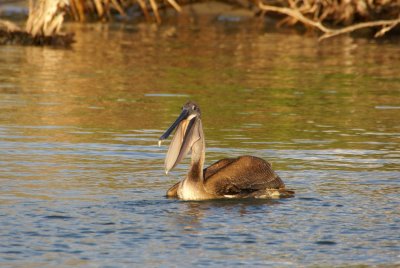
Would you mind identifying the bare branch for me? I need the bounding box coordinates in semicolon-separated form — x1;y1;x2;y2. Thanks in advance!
319;18;400;41
258;2;332;33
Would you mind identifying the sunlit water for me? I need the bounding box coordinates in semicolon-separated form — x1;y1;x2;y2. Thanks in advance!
1;17;399;267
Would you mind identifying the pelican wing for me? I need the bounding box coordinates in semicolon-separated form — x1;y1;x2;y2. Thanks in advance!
203;156;285;196
203;158;237;179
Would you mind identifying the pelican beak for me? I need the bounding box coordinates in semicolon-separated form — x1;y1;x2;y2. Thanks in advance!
158;109;201;174
158;109;189;146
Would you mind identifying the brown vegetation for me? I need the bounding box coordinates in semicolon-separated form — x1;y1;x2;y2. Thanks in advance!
257;0;400;40
65;0;399;39
0;0;399;47
68;0;182;23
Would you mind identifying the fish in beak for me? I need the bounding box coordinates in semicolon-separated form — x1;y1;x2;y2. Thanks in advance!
159;102;202;174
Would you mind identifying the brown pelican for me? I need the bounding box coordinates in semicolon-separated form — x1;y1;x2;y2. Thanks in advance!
158;101;294;200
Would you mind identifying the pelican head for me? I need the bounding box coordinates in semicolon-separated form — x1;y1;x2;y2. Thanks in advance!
159;101;203;174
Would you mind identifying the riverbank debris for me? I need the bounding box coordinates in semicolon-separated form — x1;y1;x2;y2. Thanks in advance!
0;0;74;47
258;0;400;40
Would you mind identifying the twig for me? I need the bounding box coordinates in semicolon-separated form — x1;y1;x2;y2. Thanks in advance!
374;20;399;38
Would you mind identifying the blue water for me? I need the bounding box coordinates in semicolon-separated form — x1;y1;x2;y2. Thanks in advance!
0;19;399;267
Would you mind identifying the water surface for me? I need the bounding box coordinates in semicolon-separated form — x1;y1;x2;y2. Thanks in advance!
0;18;399;267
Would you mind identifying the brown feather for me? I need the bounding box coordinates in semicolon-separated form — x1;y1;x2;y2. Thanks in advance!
203;155;285;196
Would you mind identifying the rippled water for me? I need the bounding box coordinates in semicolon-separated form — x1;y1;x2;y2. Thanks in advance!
1;17;399;267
